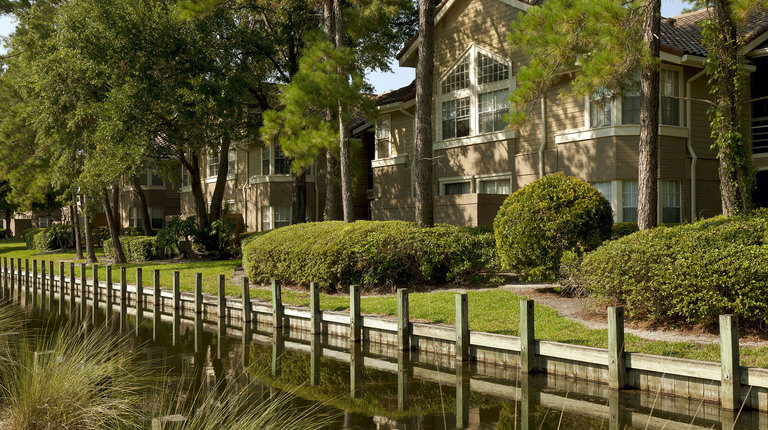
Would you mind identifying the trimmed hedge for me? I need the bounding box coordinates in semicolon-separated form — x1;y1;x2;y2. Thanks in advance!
242;221;498;288
611;222;639;240
103;236;158;262
576;214;768;330
493;173;613;282
22;225;74;251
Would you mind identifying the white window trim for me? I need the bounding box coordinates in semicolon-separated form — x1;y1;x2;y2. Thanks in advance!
206;148;237;183
371;154;409;168
583;65;684;132
436;44;516;149
375;114;393;160
439;175;475;196
474;172;512;194
555;124;688;144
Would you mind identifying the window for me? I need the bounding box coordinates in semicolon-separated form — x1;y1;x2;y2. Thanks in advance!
376;116;391;158
478;90;509;133
591;181;613;203
439;47;511;141
181;167;190;188
622;180;638;222
480;179;511;195
661;180;682;223
262;146;270;175
228;148;237;177
262;206;291;231
590;87;612;128
208;152;220;178
137;166;164;187
622;88;640;125
150;208;164;229
38;217;48;228
129;207;143;228
661;69;680;126
444;182;471;196
274;145;290;175
0;220;4;229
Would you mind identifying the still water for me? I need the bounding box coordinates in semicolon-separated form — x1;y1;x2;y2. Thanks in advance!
13;293;768;429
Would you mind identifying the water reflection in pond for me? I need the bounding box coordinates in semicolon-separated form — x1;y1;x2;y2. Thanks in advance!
10;291;768;429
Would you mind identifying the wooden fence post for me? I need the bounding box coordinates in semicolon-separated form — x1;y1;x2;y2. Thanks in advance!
1;257;5;300
24;259;29;300
152;270;161;340
720;314;741;410
120;267;127;331
608;306;626;389
242;277;252;323
69;263;75;314
271;279;282;328
32;259;38;309
172;271;181;313
520;299;535;373
350;285;361;342
310;282;321;335
195;273;203;314
17;259;21;301
80;263;87;316
397;288;410;351
9;258;14;301
456;292;469;361
218;275;226;320
92;265;100;313
135;268;143;333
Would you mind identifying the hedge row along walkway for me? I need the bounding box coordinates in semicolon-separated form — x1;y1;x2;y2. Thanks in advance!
2;239;768;368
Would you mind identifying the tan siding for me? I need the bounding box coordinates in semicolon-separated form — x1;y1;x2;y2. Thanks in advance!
436;140;513;180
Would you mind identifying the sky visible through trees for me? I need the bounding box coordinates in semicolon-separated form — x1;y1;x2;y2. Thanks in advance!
1;1;688;93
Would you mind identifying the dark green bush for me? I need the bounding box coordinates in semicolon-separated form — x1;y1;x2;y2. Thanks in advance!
493;172;613;282
92;227;110;248
23;228;52;251
103;236;158;262
576;214;768;330
611;222;639;240
242;221;498;289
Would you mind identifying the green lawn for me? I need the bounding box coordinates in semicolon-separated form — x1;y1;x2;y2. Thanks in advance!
3;238;767;368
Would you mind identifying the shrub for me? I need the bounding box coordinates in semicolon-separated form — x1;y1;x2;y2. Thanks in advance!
104;236;158;262
576;214;768;330
22;228;51;251
493;173;613;282
155;216;199;258
242;221;498;289
611;222;639;239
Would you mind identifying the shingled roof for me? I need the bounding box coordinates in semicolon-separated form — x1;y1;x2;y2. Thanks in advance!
661;8;768;57
375;80;416;106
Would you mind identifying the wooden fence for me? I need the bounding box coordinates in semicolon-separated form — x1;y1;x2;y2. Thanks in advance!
1;257;767;414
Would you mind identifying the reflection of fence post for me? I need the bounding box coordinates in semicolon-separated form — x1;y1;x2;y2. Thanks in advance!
720;314;740;410
350;285;361;342
456;362;470;429
456;292;469;361
120;267;127;332
92;265;100;323
310;335;320;386
39;260;45;310
350;342;363;399
33;260;38;308
106;266;113;321
397;288;410;351
520;372;535;430
520;299;535;373
271;279;282;328
135;268;143;334
24;259;30;301
49;261;55;312
608;306;626;389
69;263;75;314
310;282;321;335
9;258;14;301
17;259;22;301
80;263;87;316
152;269;161;340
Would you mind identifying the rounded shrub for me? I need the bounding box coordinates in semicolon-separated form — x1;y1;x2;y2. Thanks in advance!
104;236;158;262
242;221;498;289
578;213;768;329
493;172;613;281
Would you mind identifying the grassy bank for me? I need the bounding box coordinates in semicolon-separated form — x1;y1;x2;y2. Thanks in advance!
2;238;766;368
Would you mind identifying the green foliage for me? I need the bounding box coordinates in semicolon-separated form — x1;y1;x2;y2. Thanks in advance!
611;222;639;239
507;0;646;126
242;221;498;289
493;173;613;282
103;236;158;262
21;225;73;251
91;226;110;248
577;213;768;329
155;216;199;258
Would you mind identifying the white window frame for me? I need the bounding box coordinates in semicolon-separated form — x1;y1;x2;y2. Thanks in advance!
436;45;515;147
261;206;292;231
660;179;682;223
136;166;165;190
207;151;220;179
38;217;48;228
475;172;512;195
375;114;392;159
439;176;474;196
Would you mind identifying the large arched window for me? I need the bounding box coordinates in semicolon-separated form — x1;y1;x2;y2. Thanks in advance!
439;46;512;142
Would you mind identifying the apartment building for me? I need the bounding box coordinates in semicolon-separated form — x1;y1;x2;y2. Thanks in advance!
358;1;768;226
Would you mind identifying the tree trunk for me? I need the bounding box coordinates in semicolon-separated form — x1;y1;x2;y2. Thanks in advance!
81;195;98;264
292;169;307;224
132;176;154;236
637;0;660;230
333;0;354;222
111;184;120;230
322;0;341;222
71;192;83;260
415;0;435;228
103;189;126;264
3;210;11;239
179;149;209;230
209;137;231;224
710;0;753;215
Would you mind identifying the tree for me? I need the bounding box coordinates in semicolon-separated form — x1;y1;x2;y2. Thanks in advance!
415;0;436;228
0;180;16;238
508;0;659;228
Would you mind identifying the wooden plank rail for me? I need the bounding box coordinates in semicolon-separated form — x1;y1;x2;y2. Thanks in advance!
2;260;768;413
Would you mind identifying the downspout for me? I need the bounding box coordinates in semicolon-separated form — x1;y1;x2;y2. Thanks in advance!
686;68;707;222
399;105;416;197
241;148;249;230
315;164;320;222
539;94;547;178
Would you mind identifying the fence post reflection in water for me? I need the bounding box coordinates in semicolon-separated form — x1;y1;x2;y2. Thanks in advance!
397;350;409;412
16;258;21;303
456;361;471;429
194;272;203;353
271;329;283;377
68;263;75;315
23;259;29;306
152;270;161;341
39;260;45;312
48;261;55;312
310;335;320;386
135;268;143;334
58;262;65;314
92;265;100;325
119;267;128;332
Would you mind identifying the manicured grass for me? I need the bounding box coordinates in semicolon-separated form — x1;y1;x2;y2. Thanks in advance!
3;238;767;368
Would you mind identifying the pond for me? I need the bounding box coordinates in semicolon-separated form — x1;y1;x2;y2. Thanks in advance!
4;292;767;429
